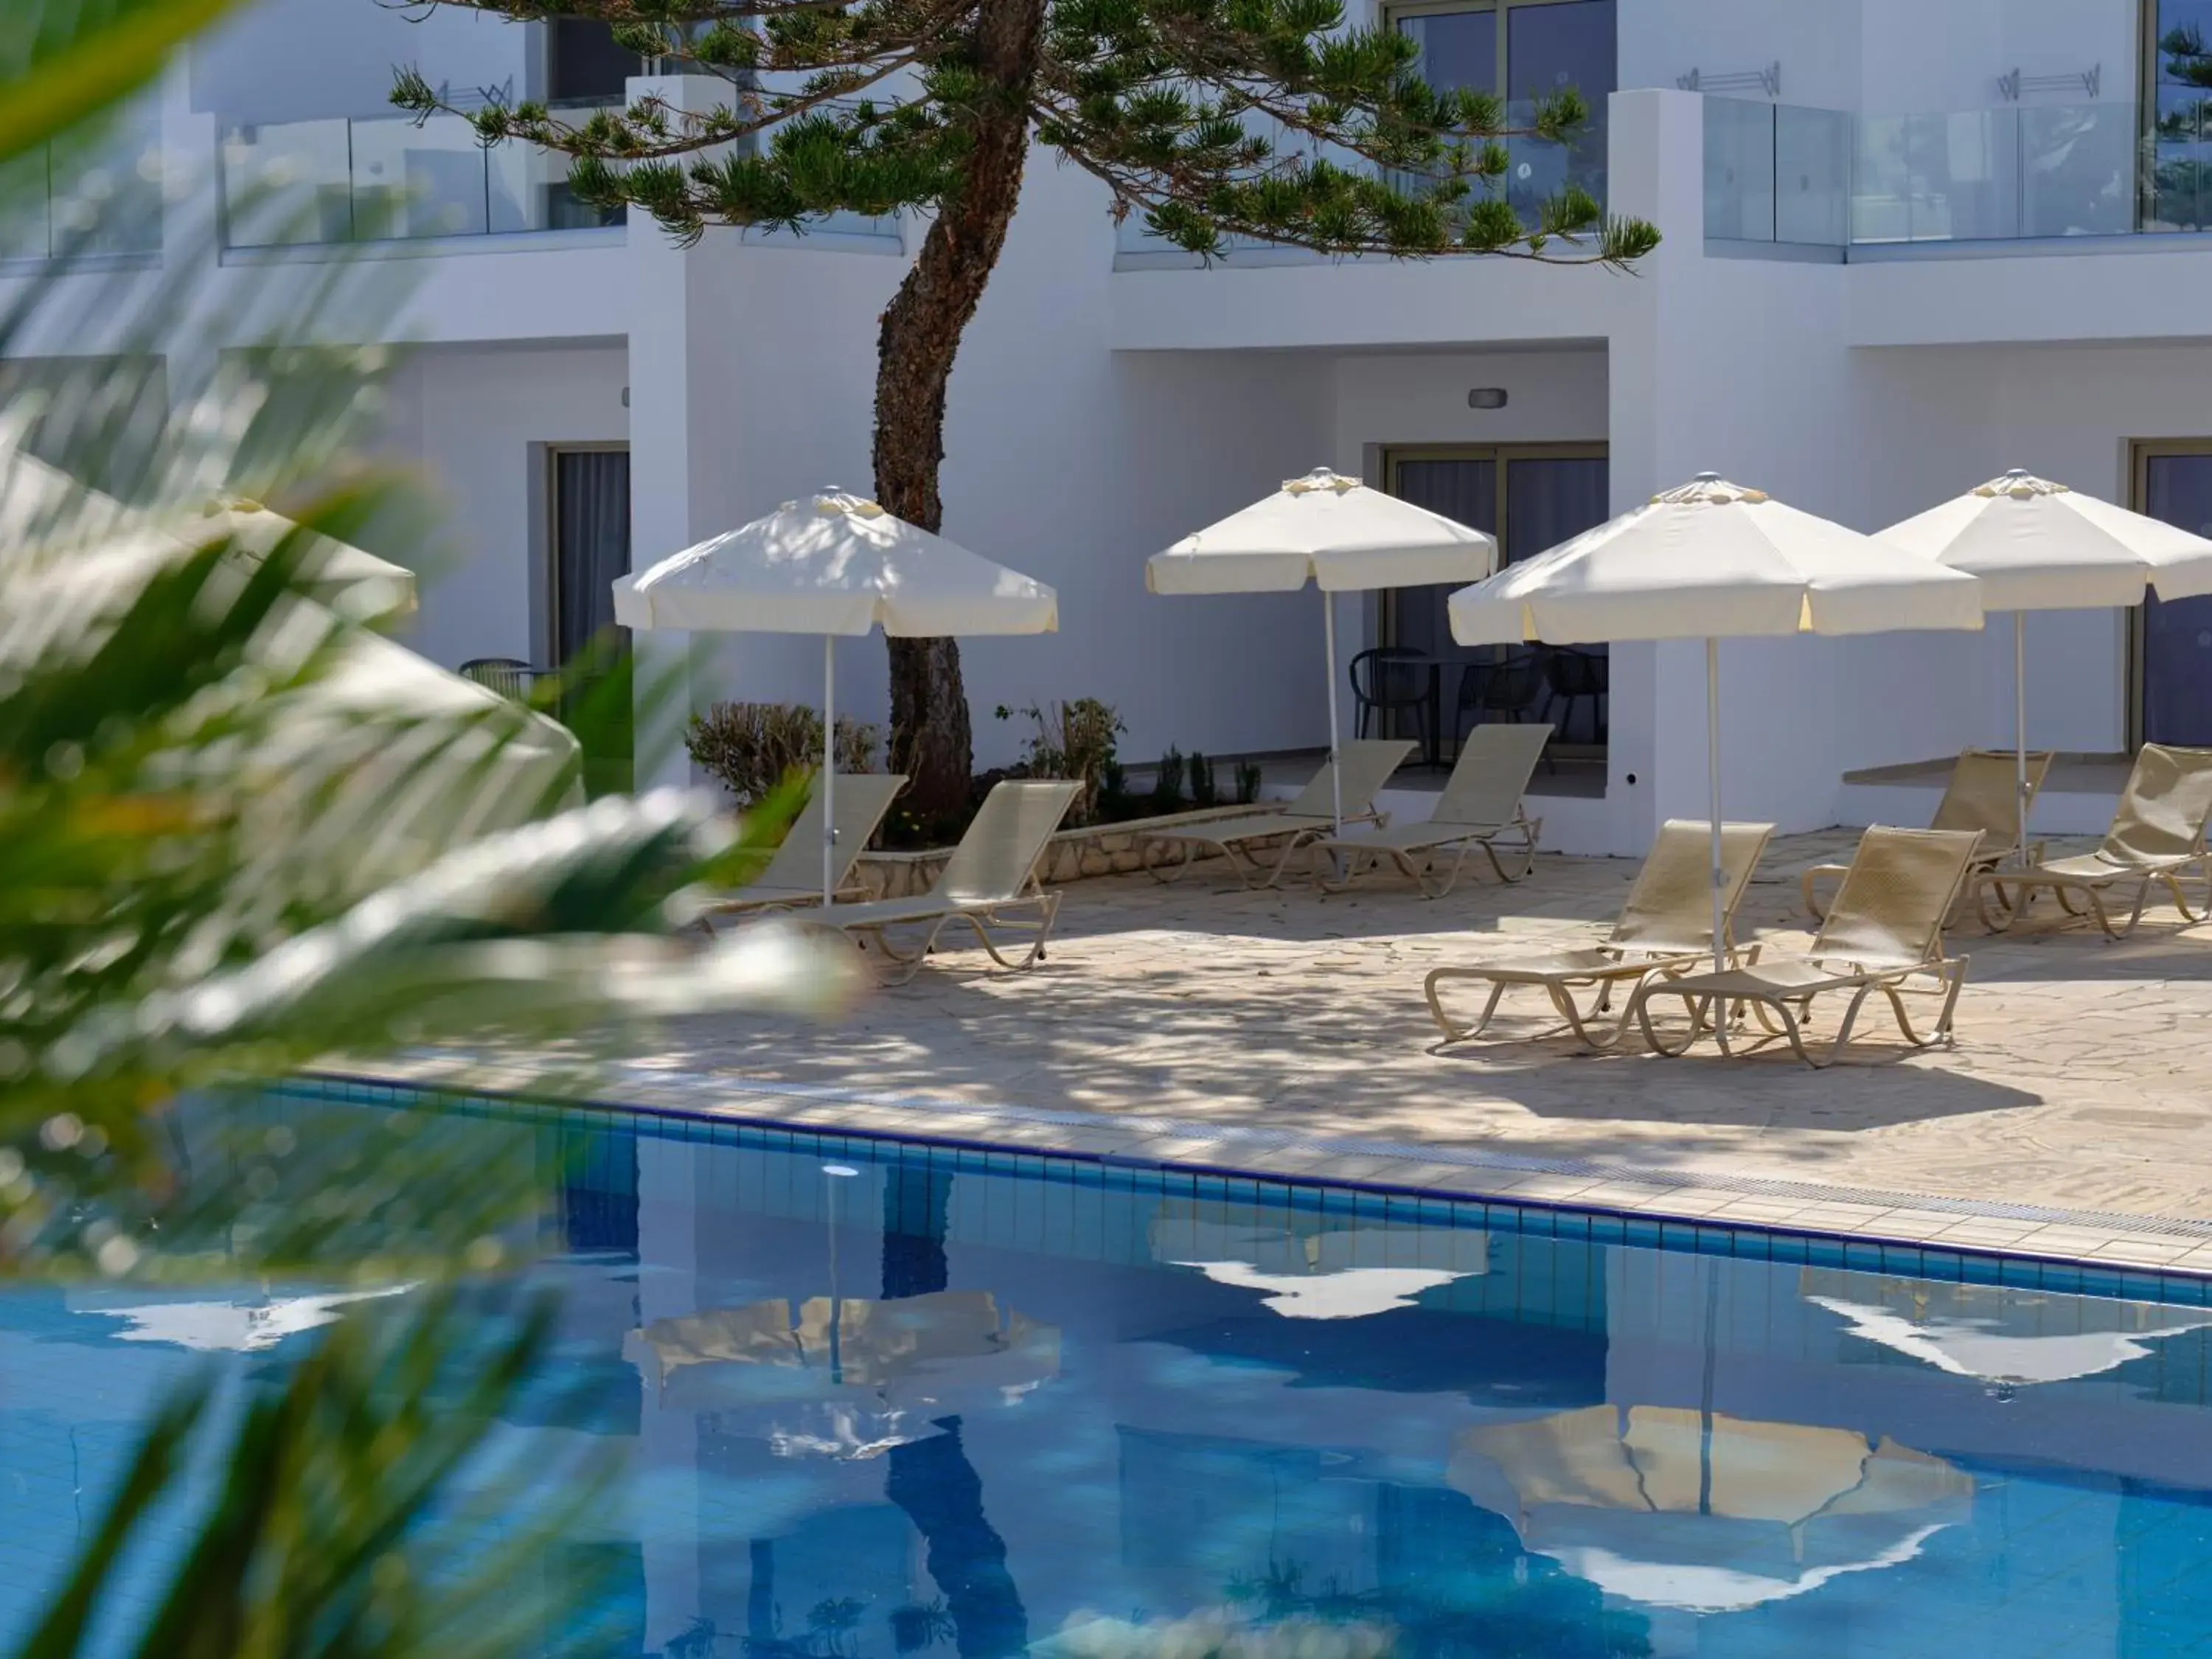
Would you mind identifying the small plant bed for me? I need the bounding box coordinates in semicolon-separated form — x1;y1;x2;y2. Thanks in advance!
687;695;1270;873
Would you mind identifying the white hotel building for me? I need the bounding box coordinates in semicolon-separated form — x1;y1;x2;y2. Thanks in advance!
10;0;2212;854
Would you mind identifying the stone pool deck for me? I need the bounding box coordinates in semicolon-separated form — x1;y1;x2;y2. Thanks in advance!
386;830;2212;1276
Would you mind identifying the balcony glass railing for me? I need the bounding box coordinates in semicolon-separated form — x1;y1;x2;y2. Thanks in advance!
220;106;902;251
0;111;164;262
219;108;626;248
1114;100;1608;259
1705;95;2207;248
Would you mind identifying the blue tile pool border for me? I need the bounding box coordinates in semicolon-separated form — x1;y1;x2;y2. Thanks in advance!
279;1071;2212;1307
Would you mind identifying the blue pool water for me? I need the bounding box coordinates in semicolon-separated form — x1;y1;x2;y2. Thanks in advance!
7;1085;2212;1658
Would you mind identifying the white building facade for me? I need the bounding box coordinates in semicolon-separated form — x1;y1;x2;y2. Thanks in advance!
12;0;2212;854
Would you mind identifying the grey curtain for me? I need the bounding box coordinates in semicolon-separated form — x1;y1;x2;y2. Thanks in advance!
554;449;631;668
2143;452;2212;746
1388;458;1498;668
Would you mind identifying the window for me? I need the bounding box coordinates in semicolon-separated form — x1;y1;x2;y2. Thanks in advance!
2134;442;2212;746
1389;0;1615;219
1382;445;1610;756
548;18;642;105
2145;0;2212;229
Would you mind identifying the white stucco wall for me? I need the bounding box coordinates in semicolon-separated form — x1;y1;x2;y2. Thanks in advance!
372;341;630;670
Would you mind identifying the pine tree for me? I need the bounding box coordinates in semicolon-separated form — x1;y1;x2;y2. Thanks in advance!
394;0;1659;818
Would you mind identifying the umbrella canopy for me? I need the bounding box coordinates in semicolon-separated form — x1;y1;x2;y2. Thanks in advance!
1150;1200;1489;1320
615;488;1057;902
3;509;582;896
1877;470;2212;858
622;1290;1058;1458
1148;468;1496;829
625;1289;1057;1390
1450;476;1983;646
1449;475;1984;969
1146;467;1495;595
1449;1405;1975;1613
613;488;1058;637
1878;470;2212;611
0;438;419;622
1804;1272;2212;1388
201;495;418;622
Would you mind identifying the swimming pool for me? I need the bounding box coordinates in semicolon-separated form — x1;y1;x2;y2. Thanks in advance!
7;1082;2212;1658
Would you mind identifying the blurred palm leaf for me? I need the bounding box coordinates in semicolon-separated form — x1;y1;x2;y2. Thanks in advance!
0;0;240;167
0;7;845;1655
14;1286;624;1659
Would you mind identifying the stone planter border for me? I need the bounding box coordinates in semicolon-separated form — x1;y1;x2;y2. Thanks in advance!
852;803;1267;900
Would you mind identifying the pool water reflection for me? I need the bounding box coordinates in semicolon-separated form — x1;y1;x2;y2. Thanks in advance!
6;1092;2212;1658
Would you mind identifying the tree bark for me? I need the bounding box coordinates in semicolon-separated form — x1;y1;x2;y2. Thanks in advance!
872;0;1046;821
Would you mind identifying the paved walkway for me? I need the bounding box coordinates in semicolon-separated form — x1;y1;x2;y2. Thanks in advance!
393;832;2212;1275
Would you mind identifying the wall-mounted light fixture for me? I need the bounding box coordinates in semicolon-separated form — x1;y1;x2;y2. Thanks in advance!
1467;387;1508;411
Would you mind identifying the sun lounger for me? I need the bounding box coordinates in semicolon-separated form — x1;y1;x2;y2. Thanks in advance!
1972;742;2212;940
1309;724;1553;897
1631;825;1983;1068
804;779;1082;984
1801;748;2052;920
1423;819;1775;1049
1136;740;1413;888
698;773;908;928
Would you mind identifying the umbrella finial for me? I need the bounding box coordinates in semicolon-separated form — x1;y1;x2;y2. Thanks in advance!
1972;471;2069;500
1651;476;1770;507
1282;467;1361;495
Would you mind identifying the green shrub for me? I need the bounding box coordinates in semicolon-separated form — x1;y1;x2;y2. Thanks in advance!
685;701;880;807
1188;750;1217;808
995;698;1125;824
1152;747;1187;813
1235;760;1264;804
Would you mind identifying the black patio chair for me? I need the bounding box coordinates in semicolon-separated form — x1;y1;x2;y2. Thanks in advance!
1350;646;1433;757
459;656;543;701
1544;648;1609;745
1455;650;1554;772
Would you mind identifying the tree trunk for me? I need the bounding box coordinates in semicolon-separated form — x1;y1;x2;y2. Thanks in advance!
872;0;1046;822
880;1169;1030;1659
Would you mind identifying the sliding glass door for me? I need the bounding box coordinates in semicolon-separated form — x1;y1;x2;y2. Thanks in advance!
1382;445;1610;755
2136;442;2212;745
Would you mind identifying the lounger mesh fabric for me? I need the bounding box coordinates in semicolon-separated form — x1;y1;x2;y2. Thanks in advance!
1137;740;1413;888
703;773;908;917
1801;751;2051;920
809;780;1081;983
1312;725;1552;896
1423;819;1774;1049
1976;743;2212;939
1635;825;1983;1068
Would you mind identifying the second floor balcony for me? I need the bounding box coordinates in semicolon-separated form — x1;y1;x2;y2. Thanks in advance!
219;107;626;251
1705;94;2211;254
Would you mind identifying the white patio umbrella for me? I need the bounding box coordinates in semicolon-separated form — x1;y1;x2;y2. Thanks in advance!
1804;1271;2212;1389
1449;475;1985;969
614;489;1059;903
1147;467;1496;829
1877;470;2212;860
1449;1405;1975;1613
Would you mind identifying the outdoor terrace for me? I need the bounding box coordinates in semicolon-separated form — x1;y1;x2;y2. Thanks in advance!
389;830;2212;1279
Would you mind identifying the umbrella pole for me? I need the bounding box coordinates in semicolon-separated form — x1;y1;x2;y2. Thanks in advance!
2014;611;2028;866
1324;591;1343;832
823;634;837;907
1706;637;1726;974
